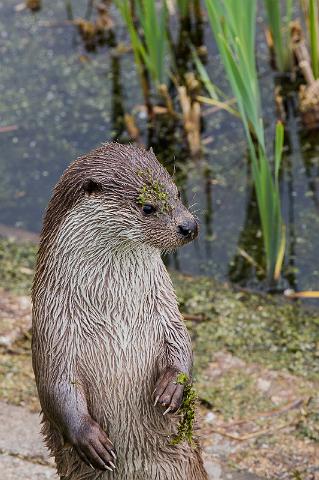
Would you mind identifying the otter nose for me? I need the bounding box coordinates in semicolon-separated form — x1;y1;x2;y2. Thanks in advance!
178;219;198;239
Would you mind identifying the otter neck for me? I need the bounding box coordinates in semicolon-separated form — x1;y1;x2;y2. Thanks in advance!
43;206;164;296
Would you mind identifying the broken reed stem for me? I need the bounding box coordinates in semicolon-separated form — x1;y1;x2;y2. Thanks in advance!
124;113;140;141
157;84;176;118
178;86;201;156
291;22;315;85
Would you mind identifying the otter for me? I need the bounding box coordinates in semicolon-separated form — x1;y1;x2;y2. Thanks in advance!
32;143;208;480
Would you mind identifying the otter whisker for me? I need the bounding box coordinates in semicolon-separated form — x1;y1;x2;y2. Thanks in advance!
188;202;199;210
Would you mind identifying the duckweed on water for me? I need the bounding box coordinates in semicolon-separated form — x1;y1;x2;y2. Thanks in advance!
171;372;197;445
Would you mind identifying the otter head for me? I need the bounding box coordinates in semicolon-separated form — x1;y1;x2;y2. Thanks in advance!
43;143;198;255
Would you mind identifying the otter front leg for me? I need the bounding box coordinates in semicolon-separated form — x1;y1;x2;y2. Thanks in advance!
64;411;116;471
153;365;187;413
40;382;116;472
154;290;193;414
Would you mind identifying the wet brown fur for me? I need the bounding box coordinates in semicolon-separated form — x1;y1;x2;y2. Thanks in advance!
32;143;208;479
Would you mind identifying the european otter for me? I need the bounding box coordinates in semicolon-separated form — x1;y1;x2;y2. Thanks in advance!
32;143;208;479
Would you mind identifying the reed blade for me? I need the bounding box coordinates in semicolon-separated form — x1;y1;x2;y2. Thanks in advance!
204;0;286;281
309;0;319;78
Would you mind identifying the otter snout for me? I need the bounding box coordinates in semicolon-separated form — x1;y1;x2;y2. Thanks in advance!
177;218;198;241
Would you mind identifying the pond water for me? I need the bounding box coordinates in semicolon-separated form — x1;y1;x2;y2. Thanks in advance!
0;0;318;295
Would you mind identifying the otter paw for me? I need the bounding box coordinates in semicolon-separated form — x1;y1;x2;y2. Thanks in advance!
69;417;116;472
153;367;185;414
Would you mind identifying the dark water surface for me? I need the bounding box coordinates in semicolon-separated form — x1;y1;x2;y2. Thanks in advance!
0;0;318;294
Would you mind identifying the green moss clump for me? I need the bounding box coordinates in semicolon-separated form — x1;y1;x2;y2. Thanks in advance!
171;372;197;445
136;169;170;214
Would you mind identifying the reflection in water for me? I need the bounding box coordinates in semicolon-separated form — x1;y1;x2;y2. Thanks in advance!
300;131;319;212
173;0;204;81
203;164;213;259
65;0;73;21
228;152;265;286
285;145;298;291
84;0;95;20
108;31;126;141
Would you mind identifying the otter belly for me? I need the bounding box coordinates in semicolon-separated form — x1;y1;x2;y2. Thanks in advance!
41;302;207;479
50;314;207;480
80;313;166;441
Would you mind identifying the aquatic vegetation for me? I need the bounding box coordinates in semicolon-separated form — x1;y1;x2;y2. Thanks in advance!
306;0;319;78
115;0;168;88
74;3;113;50
114;0;202;154
176;0;189;19
263;0;293;72
26;0;41;12
203;0;286;282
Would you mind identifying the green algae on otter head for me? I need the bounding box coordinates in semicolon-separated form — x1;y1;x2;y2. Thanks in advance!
170;372;197;445
136;169;170;214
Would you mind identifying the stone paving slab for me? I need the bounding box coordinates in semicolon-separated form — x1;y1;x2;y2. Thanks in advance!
204;460;264;480
0;401;51;463
0;453;57;479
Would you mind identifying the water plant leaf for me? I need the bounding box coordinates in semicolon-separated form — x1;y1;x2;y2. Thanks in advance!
116;0;168;87
264;0;293;72
309;0;319;79
204;0;286;281
191;45;219;100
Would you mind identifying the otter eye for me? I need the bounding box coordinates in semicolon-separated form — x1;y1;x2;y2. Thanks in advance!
142;204;156;215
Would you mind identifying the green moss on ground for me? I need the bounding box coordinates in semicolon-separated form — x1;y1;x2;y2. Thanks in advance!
172;273;319;380
0;238;36;294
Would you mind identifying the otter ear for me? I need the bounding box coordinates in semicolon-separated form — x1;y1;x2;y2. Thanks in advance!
82;178;103;196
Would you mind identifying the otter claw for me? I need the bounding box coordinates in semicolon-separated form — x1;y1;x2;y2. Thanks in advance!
163;406;172;416
111;450;117;460
109;461;116;469
154;395;160;406
105;465;113;472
